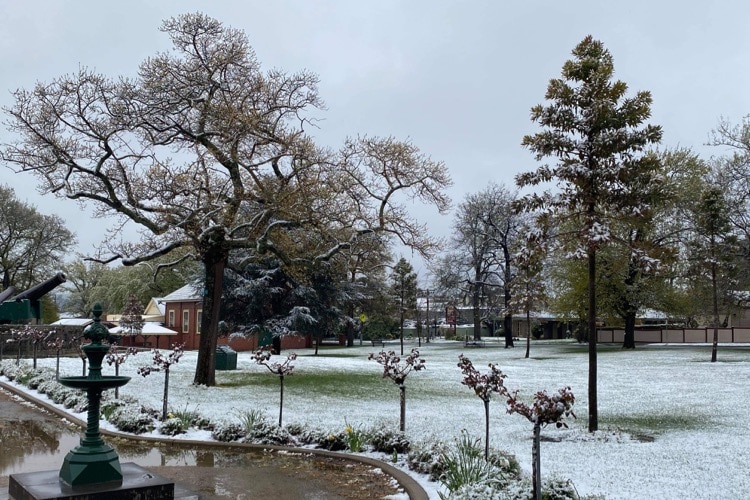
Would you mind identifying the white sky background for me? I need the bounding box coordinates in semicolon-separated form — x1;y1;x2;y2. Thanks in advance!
2;0;750;280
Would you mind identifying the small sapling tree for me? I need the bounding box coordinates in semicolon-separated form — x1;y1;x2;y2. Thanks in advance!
507;386;576;500
457;354;508;459
27;327;49;369
369;349;426;432
75;340;87;376
10;327;28;365
251;348;297;427
137;344;184;421
10;326;42;367
106;344;138;399
46;336;66;380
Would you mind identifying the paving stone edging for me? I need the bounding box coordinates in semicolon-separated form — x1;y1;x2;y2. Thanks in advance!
0;379;429;500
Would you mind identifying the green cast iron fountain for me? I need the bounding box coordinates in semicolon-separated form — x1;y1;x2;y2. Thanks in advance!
58;303;130;487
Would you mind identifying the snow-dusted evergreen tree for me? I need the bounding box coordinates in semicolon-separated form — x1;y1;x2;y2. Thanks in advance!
688;185;738;362
391;258;417;355
119;294;145;339
516;36;662;432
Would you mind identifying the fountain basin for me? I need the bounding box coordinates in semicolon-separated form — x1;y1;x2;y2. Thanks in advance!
58;376;131;391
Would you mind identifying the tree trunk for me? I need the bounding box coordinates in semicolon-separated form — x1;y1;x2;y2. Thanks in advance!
400;310;405;356
504;313;514;348
115;363;120;399
525;309;531;359
588;248;598;432
346;320;355;347
532;423;541;500
504;254;514;347
193;242;228;387
473;275;482;340
711;260;719;363
279;375;284;427
399;385;406;432
622;249;640;349
483;399;490;460
622;311;636;349
162;369;170;421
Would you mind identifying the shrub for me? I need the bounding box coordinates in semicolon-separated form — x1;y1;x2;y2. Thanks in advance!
407;441;450;480
438;432;510;499
500;476;582;500
232;409;295;445
170;404;212;430
107;404;157;434
237;409;266;433
211;422;246;442
488;449;521;478
26;369;55;390
159;417;189;436
102;399;129;421
317;431;348;451
369;428;410;454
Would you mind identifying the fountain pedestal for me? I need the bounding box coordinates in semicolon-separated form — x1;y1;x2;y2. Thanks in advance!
7;303;195;500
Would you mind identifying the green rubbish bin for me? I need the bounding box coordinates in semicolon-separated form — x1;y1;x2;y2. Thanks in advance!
215;345;237;370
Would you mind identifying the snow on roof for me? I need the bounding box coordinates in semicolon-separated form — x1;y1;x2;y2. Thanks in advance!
109;322;178;335
160;284;202;303
50;318;93;326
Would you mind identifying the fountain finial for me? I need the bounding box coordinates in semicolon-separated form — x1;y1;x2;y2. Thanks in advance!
84;302;111;344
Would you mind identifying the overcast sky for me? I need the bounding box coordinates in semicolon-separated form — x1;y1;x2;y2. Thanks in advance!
2;0;749;280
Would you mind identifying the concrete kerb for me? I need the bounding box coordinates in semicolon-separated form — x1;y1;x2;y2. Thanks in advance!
0;379;429;500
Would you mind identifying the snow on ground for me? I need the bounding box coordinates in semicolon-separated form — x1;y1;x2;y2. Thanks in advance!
4;339;750;499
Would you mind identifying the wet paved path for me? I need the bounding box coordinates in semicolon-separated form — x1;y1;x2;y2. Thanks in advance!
0;387;422;499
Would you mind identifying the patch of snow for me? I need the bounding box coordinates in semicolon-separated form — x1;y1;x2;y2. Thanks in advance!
4;340;750;499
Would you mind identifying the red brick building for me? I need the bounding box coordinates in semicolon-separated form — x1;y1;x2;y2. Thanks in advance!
160;283;311;352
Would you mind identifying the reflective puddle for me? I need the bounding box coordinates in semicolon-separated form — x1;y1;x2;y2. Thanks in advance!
0;389;404;499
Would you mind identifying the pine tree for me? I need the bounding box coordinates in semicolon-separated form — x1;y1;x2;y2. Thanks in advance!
516;36;662;432
391;258;417;355
120;294;145;338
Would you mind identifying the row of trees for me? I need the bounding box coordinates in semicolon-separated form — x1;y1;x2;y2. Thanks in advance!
4;16;750;433
430;36;750;433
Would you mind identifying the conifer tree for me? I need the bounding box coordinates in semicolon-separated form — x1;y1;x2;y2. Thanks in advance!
120;294;145;342
391;258;417;355
516;36;662;431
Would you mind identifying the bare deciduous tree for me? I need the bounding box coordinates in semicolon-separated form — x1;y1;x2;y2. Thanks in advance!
2;13;451;386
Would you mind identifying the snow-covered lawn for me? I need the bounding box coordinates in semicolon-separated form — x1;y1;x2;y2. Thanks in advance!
4;339;750;499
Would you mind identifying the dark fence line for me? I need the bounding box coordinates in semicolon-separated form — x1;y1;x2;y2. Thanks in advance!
0;325;85;359
597;327;750;344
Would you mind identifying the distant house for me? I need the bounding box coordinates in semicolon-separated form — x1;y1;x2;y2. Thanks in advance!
158;283;310;352
160;283;204;351
142;297;166;323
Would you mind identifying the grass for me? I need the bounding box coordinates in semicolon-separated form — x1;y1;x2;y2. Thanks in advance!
218;369;393;398
602;413;710;434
